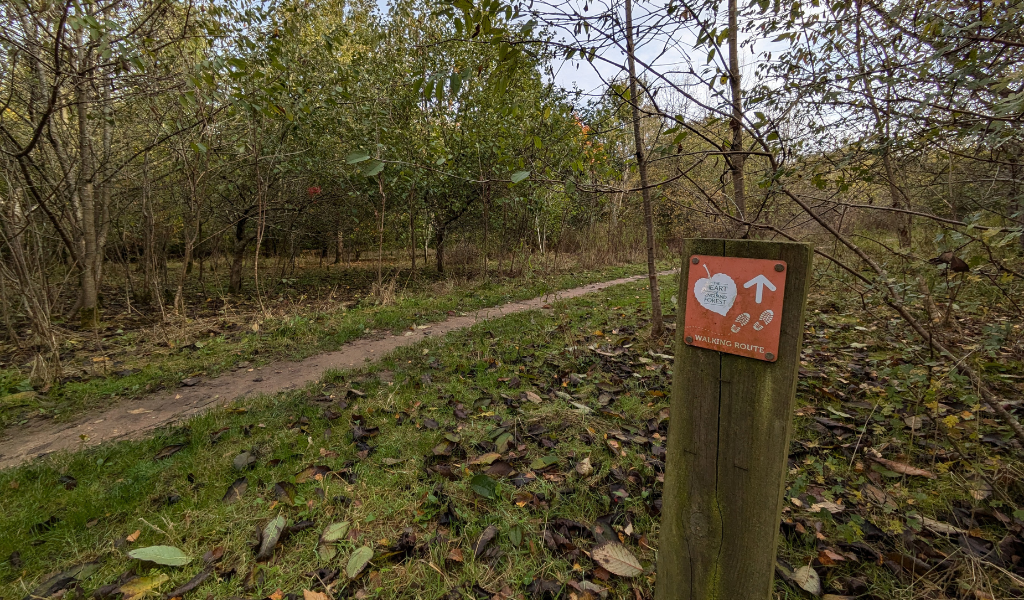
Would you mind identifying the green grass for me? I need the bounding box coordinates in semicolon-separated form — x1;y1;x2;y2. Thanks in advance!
2;265;1022;600
0;261;671;432
0;276;677;600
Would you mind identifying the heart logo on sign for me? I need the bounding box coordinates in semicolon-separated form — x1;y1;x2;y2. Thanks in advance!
693;265;737;316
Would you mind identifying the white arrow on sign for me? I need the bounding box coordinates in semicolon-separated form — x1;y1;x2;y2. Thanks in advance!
743;274;777;304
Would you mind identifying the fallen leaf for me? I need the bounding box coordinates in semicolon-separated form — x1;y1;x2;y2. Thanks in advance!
793;566;821;596
346;546;373;579
295;465;331;483
432;441;455;456
256;515;287;561
577;580;608;599
474;525;499;558
470;453;502;466
274;481;297;505
202;546;224;564
817;549;846;565
485;461;515;477
127;545;192;566
302;590;329;600
903;416;927;430
25;563;100;598
223;477;248;503
162;569;211;599
320;521;350;543
126;529;141;543
871;457;936;479
318;522;350;560
809;501;844;515
921;517;966;535
447;548;464;562
575;457;593;476
529;455;559;471
155;444;185;460
591;542;643;577
119;573;169;600
470;474;497;499
232;451;256;471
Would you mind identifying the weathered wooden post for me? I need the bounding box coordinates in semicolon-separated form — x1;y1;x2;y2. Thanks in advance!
655;239;813;599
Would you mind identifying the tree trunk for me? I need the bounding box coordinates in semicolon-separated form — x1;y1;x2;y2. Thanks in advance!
435;227;445;275
883;152;912;247
334;226;344;265
625;0;664;338
482;185;489;277
76;47;100;329
376;177;386;283
500;201;508;276
727;0;747;224
409;186;416;270
229;213;252;294
854;0;910;248
229;243;246;294
2;191;60;365
174;236;194;313
139;151;162;308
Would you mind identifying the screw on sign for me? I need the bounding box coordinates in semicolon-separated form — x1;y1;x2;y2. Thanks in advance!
683;255;787;361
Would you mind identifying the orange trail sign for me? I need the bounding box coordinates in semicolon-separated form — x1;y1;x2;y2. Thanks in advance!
683;255;788;361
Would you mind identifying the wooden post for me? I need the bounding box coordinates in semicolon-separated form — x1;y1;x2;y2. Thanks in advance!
655;238;812;600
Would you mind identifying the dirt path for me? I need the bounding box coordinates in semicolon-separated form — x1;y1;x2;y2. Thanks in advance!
0;271;675;469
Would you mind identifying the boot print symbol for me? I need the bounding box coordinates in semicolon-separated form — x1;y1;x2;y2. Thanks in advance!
752;309;774;331
731;312;750;333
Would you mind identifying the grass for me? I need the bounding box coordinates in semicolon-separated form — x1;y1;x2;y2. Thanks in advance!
0;259;670;432
2;258;1023;600
0;276;677;600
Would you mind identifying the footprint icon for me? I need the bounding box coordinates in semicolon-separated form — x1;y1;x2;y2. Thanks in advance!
752;309;774;331
731;312;750;333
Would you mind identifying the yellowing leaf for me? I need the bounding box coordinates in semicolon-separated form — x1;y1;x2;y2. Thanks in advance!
119;573;169;600
470;453;502;465
590;542;642;577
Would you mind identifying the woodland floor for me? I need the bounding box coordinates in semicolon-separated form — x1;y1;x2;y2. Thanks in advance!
1;261;1024;600
0;257;655;433
0;270;672;469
